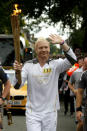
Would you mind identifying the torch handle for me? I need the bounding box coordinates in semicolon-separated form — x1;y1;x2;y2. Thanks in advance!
11;15;21;84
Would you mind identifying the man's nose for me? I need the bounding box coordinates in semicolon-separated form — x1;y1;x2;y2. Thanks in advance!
42;47;46;51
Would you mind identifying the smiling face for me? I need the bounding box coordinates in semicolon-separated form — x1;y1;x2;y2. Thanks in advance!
35;38;50;62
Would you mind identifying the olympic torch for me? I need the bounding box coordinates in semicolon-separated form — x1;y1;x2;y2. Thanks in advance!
11;4;21;84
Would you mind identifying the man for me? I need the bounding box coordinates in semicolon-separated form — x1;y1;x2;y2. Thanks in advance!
0;67;11;130
14;34;76;131
60;70;71;115
68;56;84;131
0;68;11;103
76;57;87;131
68;56;84;95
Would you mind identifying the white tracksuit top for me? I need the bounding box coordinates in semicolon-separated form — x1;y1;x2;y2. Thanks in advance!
20;48;76;113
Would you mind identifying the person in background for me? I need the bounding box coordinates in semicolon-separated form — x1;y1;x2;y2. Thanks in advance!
68;56;84;95
68;55;87;131
74;48;81;58
13;34;77;131
59;71;70;115
0;67;11;130
76;69;87;131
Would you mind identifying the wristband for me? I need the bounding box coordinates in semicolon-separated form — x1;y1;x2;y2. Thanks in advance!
76;106;82;112
60;40;64;45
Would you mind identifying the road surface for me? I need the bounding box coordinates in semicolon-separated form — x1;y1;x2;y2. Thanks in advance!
3;102;76;131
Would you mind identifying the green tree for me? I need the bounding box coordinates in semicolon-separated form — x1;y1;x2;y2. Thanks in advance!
69;29;85;51
0;0;87;52
50;44;59;55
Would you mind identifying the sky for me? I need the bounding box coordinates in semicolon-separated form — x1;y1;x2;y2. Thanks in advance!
34;16;82;40
35;25;69;40
24;17;72;48
34;22;71;48
25;15;82;41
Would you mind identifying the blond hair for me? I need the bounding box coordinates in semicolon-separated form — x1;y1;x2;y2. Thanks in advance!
35;37;49;50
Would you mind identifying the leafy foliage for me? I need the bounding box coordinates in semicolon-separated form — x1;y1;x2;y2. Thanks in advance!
0;0;87;51
69;29;85;51
0;0;84;31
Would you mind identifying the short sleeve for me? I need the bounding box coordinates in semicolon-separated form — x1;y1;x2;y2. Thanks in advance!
79;72;87;89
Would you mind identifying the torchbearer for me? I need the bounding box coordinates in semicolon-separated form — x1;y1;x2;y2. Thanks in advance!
13;34;77;131
11;4;22;85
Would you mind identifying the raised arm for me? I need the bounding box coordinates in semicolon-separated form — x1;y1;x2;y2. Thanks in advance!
49;34;69;51
49;34;77;65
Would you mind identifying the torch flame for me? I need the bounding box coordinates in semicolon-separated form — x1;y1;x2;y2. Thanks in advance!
12;4;21;16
